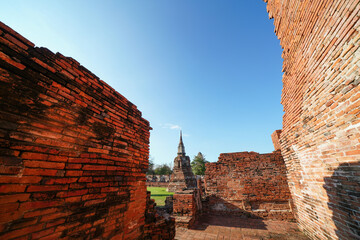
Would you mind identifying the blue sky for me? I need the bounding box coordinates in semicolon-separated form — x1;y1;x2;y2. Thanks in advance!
1;1;283;165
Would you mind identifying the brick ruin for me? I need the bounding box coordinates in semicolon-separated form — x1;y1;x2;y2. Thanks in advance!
0;0;359;239
144;192;175;240
271;129;282;151
166;132;200;229
172;189;202;228
204;149;294;221
265;0;360;239
0;21;174;239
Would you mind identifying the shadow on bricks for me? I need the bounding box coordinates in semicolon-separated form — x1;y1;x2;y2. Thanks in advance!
324;161;360;239
194;196;267;231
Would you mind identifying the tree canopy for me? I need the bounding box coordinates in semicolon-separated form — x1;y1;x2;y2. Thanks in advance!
191;152;208;175
146;156;155;175
154;164;172;175
146;156;173;175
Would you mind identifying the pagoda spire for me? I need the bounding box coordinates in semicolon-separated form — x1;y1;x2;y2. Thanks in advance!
178;130;185;155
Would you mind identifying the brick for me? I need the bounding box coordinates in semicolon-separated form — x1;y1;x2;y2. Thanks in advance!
43;178;78;185
88;148;109;154
0;202;19;213
23;207;57;218
37;231;62;240
45;218;65;228
0;51;26;70
82;164;107;171
31;227;55;239
0;224;42;239
0;184;26;193
24;160;65;169
0;176;42;183
31;57;56;73
65;170;83;176
345;149;360;155
0;165;22;175
21;152;48;160
65;196;82;203
9;217;38;229
56;189;88;198
0;194;30;204
66;163;82;169
47;155;68;162
78;177;92;182
40;212;68;222
26;185;68;192
23;168;58;176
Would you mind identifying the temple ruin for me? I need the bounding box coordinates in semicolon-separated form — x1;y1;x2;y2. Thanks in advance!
167;131;197;193
0;0;359;239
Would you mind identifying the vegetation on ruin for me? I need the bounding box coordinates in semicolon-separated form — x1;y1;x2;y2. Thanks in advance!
147;187;174;206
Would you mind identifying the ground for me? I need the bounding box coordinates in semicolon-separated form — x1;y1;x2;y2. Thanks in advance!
175;215;309;240
147;187;174;206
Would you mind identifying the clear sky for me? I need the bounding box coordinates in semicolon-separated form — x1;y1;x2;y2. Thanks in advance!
1;0;283;165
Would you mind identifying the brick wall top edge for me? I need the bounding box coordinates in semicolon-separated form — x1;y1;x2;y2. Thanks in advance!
0;21;151;129
0;21;35;48
219;150;281;157
215;150;282;164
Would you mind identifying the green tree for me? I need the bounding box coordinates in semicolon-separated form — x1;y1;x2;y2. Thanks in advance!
191;152;208;175
154;164;172;175
146;156;155;175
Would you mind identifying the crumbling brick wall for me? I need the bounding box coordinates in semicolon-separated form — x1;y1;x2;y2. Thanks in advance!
271;130;282;151
0;22;153;239
172;189;201;228
265;0;360;239
144;192;175;240
204;151;294;220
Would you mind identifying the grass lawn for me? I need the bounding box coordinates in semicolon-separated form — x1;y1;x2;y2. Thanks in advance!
147;187;174;206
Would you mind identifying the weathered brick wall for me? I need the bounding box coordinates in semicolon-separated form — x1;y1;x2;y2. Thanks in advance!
172;189;200;228
144;192;175;240
271;130;282;151
265;0;360;239
204;151;294;220
0;22;152;239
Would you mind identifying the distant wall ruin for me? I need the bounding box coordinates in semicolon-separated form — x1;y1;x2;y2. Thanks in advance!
204;150;294;220
0;21;157;239
265;0;360;239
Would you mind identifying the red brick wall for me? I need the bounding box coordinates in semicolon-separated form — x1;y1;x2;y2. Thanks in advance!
144;192;175;240
204;151;294;220
265;0;360;239
0;21;151;239
271;130;282;151
172;190;200;228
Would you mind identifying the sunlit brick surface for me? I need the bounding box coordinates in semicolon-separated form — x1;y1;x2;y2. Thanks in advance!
175;215;309;240
0;21;152;239
204;151;294;220
265;0;360;239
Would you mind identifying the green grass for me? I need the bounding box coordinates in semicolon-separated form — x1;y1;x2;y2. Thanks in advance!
147;187;174;206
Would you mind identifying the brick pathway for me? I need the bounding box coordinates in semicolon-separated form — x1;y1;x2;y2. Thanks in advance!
175;215;309;240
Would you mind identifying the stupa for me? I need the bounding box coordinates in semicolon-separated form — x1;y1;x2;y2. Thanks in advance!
167;131;197;192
